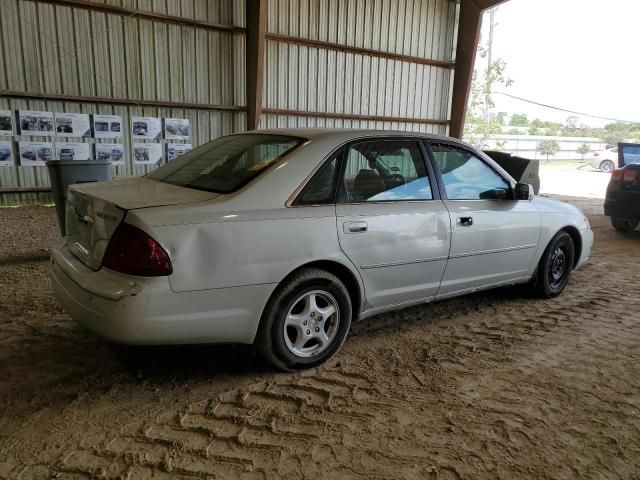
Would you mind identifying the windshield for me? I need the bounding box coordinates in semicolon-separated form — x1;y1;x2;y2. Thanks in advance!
146;134;304;193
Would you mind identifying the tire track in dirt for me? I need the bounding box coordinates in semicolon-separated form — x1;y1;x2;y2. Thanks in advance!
2;202;640;479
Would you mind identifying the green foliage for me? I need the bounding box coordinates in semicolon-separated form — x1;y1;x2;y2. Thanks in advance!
464;120;504;149
537;139;560;161
530;118;562;130
600;131;627;146
509;113;529;126
463;48;513;148
565;116;580;130
576;143;591;160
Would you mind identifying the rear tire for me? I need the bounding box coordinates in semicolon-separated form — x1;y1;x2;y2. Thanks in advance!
532;231;575;298
255;268;352;371
611;217;639;232
599;160;615;172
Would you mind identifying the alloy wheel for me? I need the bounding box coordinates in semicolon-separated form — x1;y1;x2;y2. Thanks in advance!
283;290;340;357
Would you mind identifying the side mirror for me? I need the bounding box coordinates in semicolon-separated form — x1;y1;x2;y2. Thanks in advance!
515;183;534;201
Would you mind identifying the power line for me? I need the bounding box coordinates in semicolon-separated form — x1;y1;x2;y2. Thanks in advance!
492;91;639;124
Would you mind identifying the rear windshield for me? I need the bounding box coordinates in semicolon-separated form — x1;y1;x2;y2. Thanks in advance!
147;134;305;193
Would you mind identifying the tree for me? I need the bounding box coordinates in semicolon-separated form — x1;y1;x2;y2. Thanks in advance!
577;143;591;161
565;116;580;130
537;139;560;162
509;113;528;126
600;131;627;146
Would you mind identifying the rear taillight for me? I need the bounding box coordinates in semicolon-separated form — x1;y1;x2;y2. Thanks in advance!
611;169;624;181
102;223;172;276
623;168;637;183
594;152;599;156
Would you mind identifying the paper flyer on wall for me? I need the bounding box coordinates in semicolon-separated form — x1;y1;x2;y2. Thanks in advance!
18;141;53;166
0;141;14;165
95;143;125;165
18;110;54;136
164;118;190;140
0;110;14;136
55;113;91;138
166;143;192;162
55;142;91;161
133;142;163;165
92;115;123;139
131;116;162;140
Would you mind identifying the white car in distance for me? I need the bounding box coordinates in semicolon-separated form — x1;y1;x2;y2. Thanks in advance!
590;146;618;172
50;130;593;370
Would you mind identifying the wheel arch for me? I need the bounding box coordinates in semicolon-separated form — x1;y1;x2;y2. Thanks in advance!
560;225;582;268
275;260;363;319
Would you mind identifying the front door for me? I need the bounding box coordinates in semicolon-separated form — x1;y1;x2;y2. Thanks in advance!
427;142;541;296
335;139;451;309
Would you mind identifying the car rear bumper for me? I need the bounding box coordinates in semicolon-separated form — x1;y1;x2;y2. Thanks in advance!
604;189;640;221
49;240;276;345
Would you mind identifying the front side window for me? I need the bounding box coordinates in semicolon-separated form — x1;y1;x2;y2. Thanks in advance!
147;134;304;193
342;140;432;202
430;144;510;200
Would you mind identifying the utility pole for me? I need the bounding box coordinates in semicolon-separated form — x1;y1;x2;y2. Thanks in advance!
484;7;497;124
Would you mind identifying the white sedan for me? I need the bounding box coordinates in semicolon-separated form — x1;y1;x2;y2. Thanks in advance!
50;129;593;370
589;147;618;172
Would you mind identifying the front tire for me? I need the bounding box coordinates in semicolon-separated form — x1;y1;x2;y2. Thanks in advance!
611;217;639;232
256;268;352;371
532;231;575;298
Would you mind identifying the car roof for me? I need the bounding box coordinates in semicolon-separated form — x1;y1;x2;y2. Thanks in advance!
246;127;461;145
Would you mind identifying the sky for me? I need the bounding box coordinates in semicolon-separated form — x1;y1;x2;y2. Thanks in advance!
481;0;640;127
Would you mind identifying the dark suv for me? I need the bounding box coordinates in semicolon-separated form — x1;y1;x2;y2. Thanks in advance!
604;143;640;231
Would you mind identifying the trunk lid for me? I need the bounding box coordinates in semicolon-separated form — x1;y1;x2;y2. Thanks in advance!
65;177;219;269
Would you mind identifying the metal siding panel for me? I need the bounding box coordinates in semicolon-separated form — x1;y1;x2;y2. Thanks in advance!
73;9;98;96
195;29;208;104
56;6;81;95
83;0;242;20
0;2;24;91
37;3;62;93
122;16;141;99
20;1;44;93
91;11;113;97
154;20;169;101
182;29;196;102
138;18;156;100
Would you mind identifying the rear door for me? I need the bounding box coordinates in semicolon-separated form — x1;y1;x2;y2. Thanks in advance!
426;141;540;296
335;138;451;309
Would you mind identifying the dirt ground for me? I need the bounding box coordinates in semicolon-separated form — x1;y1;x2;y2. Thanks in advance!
1;196;639;480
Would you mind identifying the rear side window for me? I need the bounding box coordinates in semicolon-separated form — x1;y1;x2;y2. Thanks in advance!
147;134;304;193
295;155;340;205
430;144;510;200
342;140;432;202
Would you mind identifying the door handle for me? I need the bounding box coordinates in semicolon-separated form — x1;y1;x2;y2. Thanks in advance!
344;221;368;233
457;217;473;227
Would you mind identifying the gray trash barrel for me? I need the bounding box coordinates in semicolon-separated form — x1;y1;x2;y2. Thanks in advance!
46;160;113;235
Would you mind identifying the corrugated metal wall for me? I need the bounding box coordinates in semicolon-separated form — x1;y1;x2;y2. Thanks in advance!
0;0;460;205
0;0;245;204
262;0;457;134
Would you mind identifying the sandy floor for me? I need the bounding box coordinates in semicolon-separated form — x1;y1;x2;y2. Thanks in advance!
1;197;639;480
